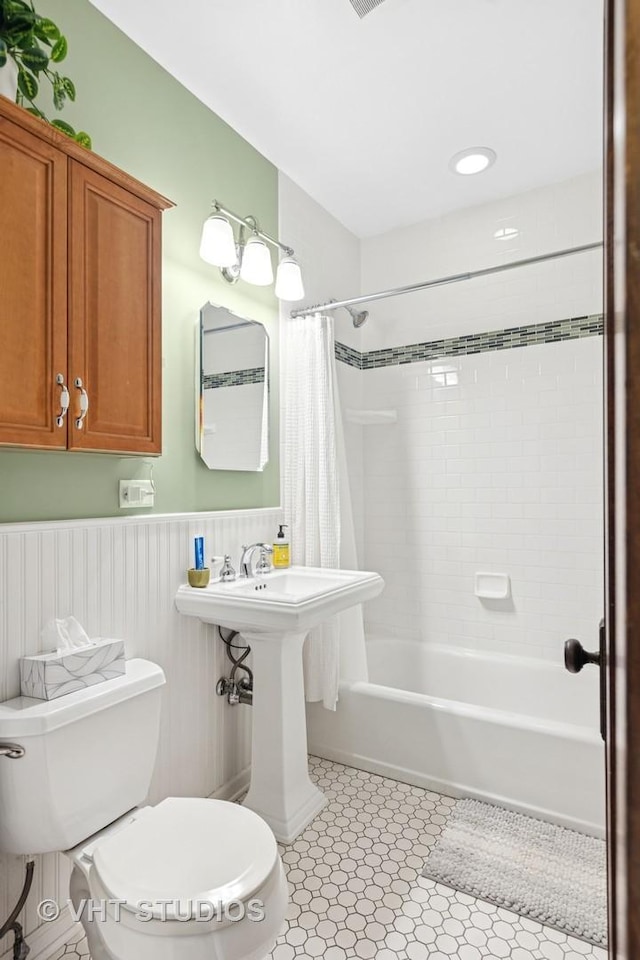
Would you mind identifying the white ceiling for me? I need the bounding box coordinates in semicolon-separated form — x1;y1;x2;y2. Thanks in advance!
89;0;603;238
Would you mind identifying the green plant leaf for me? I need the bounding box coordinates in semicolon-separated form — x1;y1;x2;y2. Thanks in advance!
6;5;36;22
52;77;64;110
25;105;45;119
17;65;37;99
1;8;78;122
20;45;48;71
35;17;59;40
74;131;91;149
61;75;75;100
5;0;34;14
50;35;67;62
50;117;75;137
4;11;36;36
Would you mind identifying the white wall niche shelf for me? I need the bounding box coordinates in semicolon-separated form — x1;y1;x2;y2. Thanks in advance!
345;409;397;425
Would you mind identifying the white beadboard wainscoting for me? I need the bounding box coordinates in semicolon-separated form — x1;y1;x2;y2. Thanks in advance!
0;507;282;960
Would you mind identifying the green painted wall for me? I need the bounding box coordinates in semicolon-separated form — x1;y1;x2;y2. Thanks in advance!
0;0;280;523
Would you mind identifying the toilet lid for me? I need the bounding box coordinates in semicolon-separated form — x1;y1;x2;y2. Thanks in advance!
92;798;278;920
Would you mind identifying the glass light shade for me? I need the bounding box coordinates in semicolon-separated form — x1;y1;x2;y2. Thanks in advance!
240;236;274;286
199;215;237;267
275;257;305;301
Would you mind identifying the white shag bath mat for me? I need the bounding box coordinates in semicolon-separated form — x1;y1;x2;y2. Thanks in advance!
422;798;607;947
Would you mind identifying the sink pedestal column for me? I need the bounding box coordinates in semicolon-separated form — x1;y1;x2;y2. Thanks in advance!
241;629;326;844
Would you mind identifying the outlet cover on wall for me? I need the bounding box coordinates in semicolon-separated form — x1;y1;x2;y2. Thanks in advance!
119;480;155;509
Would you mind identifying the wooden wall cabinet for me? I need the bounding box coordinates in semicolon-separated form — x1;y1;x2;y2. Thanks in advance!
0;97;173;455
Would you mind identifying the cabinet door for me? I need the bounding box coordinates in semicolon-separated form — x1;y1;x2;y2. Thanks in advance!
0;118;68;448
68;162;162;454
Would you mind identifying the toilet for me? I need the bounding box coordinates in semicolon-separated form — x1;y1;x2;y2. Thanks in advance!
0;659;288;960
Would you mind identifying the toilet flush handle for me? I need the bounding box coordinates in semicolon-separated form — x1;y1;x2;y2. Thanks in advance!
0;742;25;759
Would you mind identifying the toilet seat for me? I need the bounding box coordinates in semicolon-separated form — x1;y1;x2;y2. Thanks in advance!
68;796;289;960
89;797;279;921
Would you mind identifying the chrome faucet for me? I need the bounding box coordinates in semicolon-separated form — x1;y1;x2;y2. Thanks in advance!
240;543;273;578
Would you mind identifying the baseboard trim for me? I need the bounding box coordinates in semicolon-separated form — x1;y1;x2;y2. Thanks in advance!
209;765;251;803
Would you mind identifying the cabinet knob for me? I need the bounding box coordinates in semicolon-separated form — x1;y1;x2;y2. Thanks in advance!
54;374;69;428
74;377;89;429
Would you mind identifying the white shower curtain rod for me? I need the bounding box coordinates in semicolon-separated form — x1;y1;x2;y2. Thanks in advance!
289;241;603;319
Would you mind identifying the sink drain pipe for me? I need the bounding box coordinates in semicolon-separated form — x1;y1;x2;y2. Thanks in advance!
216;626;253;705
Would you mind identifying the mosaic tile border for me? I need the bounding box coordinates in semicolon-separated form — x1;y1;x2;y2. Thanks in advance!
335;341;363;369
335;314;604;371
203;366;266;389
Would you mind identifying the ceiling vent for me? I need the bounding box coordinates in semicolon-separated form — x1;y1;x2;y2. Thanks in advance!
348;0;388;18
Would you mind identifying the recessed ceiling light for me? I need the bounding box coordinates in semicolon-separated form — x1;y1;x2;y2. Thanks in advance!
449;147;497;176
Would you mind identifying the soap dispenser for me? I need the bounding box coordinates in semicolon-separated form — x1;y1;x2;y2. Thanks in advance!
273;524;290;569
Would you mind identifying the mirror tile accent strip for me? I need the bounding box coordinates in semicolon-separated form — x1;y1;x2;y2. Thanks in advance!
203;367;266;389
335;314;603;370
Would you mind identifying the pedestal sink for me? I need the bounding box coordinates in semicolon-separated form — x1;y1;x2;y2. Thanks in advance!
175;566;384;842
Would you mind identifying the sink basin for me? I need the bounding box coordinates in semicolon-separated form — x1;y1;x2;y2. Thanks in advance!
175;565;384;633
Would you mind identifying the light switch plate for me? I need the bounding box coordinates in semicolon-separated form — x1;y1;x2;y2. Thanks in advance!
119;479;155;509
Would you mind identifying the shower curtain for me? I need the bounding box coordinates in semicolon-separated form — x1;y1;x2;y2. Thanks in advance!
282;313;365;709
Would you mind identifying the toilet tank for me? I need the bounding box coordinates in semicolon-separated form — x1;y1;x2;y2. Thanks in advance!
0;659;165;855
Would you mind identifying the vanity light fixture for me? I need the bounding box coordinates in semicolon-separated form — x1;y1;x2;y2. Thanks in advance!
199;200;304;300
199;214;237;267
240;235;274;286
449;147;497;176
275;256;305;301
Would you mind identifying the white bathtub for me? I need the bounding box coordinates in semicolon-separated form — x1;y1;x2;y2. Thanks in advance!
307;637;605;836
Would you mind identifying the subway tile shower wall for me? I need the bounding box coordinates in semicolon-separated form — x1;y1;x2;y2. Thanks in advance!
356;334;604;661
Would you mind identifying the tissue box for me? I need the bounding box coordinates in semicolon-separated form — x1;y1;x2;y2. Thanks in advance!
20;638;126;701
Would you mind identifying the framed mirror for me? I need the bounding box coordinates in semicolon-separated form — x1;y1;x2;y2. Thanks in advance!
197;302;269;471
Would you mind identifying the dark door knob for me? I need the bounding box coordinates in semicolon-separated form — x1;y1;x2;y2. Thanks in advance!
564;637;601;673
564;623;606;743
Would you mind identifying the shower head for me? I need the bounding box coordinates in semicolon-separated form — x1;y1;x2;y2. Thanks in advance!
346;306;369;328
347;0;388;17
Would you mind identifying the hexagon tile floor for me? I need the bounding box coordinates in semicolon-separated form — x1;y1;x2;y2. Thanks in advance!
48;757;607;960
